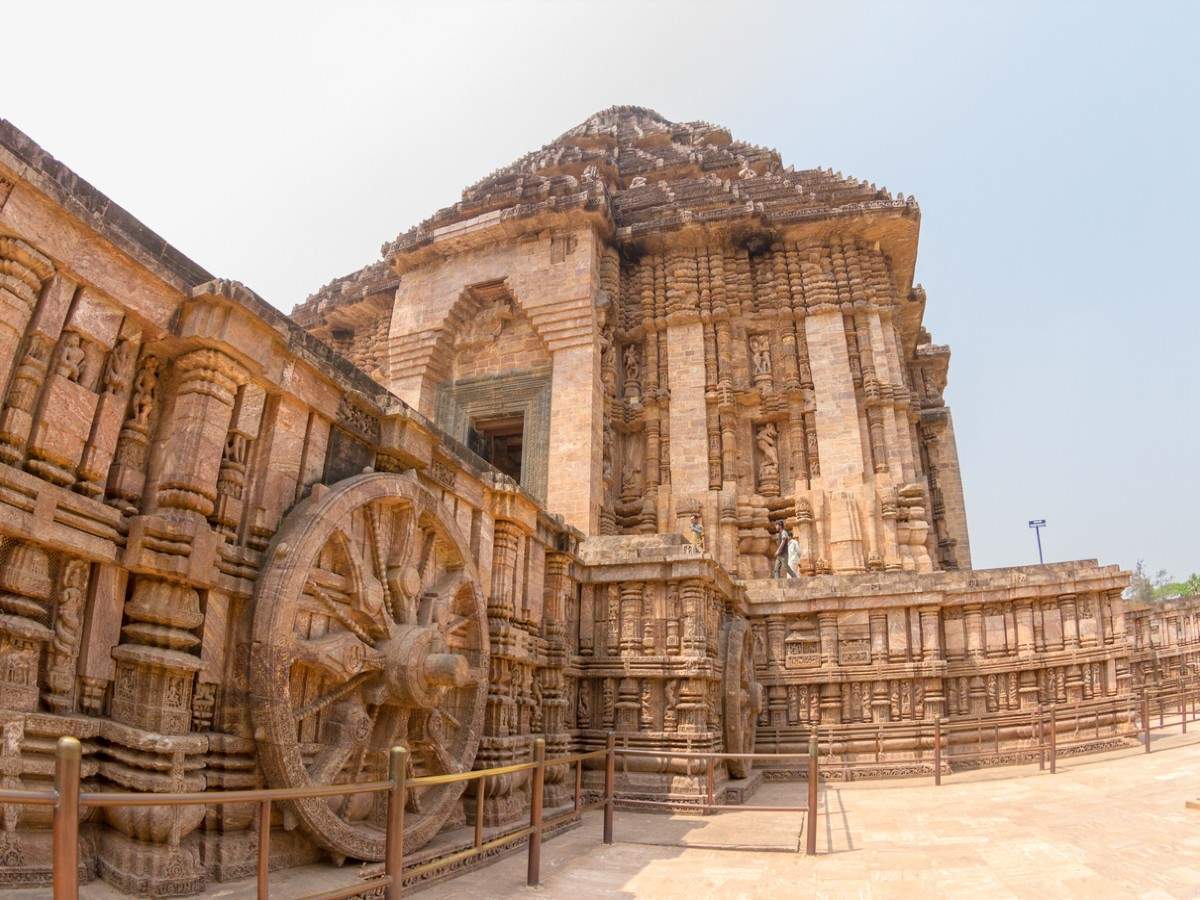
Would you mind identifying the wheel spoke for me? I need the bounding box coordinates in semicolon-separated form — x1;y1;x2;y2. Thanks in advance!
420;571;468;626
422;731;459;774
366;502;399;626
308;696;372;784
294;631;384;682
294;671;373;721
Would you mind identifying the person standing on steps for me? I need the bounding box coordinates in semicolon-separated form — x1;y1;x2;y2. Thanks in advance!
771;520;795;578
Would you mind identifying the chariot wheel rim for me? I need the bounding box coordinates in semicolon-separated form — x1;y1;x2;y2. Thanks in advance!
250;473;488;861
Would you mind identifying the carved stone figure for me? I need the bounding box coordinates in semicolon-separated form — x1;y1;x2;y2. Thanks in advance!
102;338;136;396
129;355;159;429
454;295;514;350
623;344;641;405
756;422;778;472
44;558;89;711
56;332;86;382
749;334;772;377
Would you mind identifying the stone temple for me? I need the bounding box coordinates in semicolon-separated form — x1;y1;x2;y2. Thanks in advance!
0;106;1194;893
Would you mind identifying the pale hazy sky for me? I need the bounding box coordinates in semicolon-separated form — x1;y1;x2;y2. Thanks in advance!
5;2;1197;579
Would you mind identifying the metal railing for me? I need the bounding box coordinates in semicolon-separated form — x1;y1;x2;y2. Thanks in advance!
1;679;1196;896
0;735;617;899
611;733;822;856
600;680;1200;858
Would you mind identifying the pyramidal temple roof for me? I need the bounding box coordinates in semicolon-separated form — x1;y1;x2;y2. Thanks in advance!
297;107;918;319
381;105;917;257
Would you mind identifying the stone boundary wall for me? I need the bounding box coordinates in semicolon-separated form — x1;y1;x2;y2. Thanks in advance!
741;564;1139;771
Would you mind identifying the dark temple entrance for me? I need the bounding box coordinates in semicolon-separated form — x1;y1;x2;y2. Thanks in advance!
467;414;524;483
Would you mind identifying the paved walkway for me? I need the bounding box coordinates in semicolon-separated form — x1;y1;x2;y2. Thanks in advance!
419;731;1200;899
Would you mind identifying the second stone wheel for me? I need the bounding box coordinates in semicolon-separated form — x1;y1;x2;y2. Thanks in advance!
721;616;763;780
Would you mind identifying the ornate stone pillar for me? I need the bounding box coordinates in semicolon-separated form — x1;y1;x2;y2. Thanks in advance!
110;577;204;733
923;677;945;720
0;540;54;712
0;271;73;466
766;616;786;669
106;352;161;514
154;349;248;517
964;605;984;657
210;384;266;538
666;320;710;499
577;584;594;656
681;580;705;655
43;557;91;713
819;682;842;724
1015;601;1035;655
1059;594;1079;650
818;613;838;666
75;336;140;497
918;606;941;660
869;612;888;663
665;583;680;654
489;520;521;619
0;237;54;392
619;582;642;653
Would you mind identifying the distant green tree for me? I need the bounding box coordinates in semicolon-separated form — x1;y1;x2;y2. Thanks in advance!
1155;572;1200;600
1126;560;1189;602
1127;560;1156;603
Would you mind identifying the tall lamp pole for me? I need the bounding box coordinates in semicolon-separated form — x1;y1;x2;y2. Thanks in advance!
1028;519;1046;564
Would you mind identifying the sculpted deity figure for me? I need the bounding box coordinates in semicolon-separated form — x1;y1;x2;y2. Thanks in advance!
623;343;642;406
749;334;772;376
531;675;543;732
577;682;590;728
623;344;640;382
756;422;779;473
102;338;136;396
57;332;86;383
455;296;514;351
130;356;160;428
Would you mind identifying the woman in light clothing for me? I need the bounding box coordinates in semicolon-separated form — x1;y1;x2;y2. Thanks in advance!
787;533;802;578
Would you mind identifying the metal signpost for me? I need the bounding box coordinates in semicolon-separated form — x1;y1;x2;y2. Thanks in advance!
1028;519;1046;564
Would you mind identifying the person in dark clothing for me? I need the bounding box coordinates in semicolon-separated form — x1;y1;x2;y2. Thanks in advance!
771;520;795;578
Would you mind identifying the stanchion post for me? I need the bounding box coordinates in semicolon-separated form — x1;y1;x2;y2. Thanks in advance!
527;737;545;887
474;775;485;848
1181;679;1187;734
52;736;81;900
603;732;615;845
806;732;818;857
1037;707;1045;771
1142;692;1151;753
1049;705;1057;774
256;800;271;900
705;756;715;812
385;745;407;900
933;717;942;786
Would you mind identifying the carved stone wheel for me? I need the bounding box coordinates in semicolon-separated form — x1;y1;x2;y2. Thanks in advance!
251;473;488;862
721;617;763;780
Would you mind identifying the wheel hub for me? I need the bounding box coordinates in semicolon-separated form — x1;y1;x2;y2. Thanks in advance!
372;625;473;709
